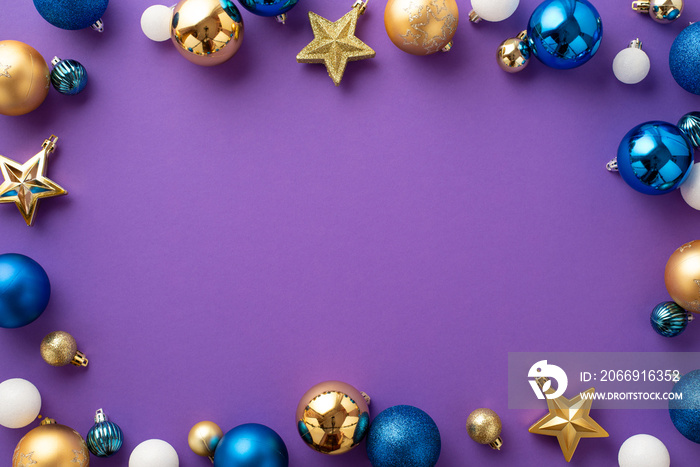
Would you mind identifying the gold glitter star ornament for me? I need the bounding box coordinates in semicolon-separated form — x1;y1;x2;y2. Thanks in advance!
296;1;376;86
0;135;66;226
12;418;90;467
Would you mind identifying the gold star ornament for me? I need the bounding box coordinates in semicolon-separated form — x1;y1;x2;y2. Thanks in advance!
0;135;67;226
528;380;608;462
296;1;376;86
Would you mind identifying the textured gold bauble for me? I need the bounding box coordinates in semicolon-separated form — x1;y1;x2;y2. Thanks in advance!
296;381;370;455
0;40;50;116
665;241;700;313
188;420;223;459
497;31;529;73
384;0;459;55
12;418;90;467
40;331;88;367
466;408;502;449
171;0;244;66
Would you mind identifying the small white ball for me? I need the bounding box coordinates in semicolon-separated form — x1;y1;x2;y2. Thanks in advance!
681;164;700;209
0;378;41;429
618;434;670;467
613;47;650;84
141;5;173;42
129;439;179;467
472;0;519;22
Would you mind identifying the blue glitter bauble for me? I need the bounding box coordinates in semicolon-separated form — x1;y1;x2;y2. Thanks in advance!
670;23;700;96
527;0;603;70
366;405;441;467
650;301;690;337
237;0;298;17
213;423;288;467
51;59;88;95
87;412;123;457
670;369;700;443
33;0;108;30
0;254;50;329
616;121;693;195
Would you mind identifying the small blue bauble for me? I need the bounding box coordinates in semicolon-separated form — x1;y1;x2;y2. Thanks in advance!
670;23;700;96
33;0;108;30
237;0;299;18
670;369;700;443
86;409;123;457
213;423;288;467
527;0;603;70
0;253;50;329
616;121;693;195
650;301;691;337
366;405;441;467
50;58;88;96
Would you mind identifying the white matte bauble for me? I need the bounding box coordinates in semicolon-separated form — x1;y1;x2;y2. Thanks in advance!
618;434;670;467
681;165;700;209
613;42;650;84
141;5;173;42
471;0;518;22
0;378;41;429
129;439;179;466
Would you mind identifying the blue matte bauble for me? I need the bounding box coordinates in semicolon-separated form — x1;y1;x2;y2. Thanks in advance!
616;121;694;195
213;423;288;467
527;0;603;70
670;23;700;96
33;0;108;30
51;59;88;95
0;254;50;329
366;405;441;467
650;301;690;337
237;0;298;17
670;369;700;443
87;418;123;457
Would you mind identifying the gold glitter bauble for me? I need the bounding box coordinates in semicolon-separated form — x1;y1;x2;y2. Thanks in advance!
0;40;50;116
12;418;90;467
384;0;459;55
665;241;700;313
40;331;88;367
296;381;370;455
171;0;244;66
188;421;223;459
497;31;530;73
466;408;502;449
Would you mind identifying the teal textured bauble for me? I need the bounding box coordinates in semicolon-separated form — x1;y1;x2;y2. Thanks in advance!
650;302;690;338
50;58;88;95
86;409;123;457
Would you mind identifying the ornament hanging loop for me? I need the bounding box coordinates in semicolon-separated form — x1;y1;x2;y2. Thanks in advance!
632;1;650;12
91;19;104;32
353;0;368;15
606;158;618;172
42;135;58;154
629;38;642;49
275;14;287;23
469;10;482;23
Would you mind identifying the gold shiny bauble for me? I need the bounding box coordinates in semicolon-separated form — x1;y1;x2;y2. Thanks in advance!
188;420;223;459
384;0;459;55
466;408;502;450
171;0;244;66
296;381;370;455
0;40;49;116
40;331;88;367
12;418;90;467
665;241;700;313
633;0;683;24
497;31;530;73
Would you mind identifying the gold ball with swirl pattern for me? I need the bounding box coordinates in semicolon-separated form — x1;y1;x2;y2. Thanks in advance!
384;0;459;55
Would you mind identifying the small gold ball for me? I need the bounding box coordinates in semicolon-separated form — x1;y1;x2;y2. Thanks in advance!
188;421;223;458
466;408;502;445
649;0;683;23
497;37;530;73
40;331;78;367
665;241;700;313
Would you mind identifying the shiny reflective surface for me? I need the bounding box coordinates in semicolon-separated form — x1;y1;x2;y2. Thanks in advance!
237;0;298;17
384;0;459;55
633;0;683;23
677;112;700;149
12;418;90;467
188;421;223;458
616;121;693;195
87;410;123;457
527;0;602;69
665;240;700;313
50;58;88;95
650;301;690;337
213;423;288;467
497;31;530;73
0;254;50;329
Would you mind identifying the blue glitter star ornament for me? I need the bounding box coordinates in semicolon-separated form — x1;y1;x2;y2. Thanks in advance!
670;369;700;443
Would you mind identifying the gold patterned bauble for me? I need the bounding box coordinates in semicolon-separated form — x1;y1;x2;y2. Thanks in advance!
466;408;502;450
497;31;530;73
296;1;375;86
665;241;700;313
40;331;88;367
171;0;244;66
296;380;370;455
188;421;223;460
0;40;49;116
384;0;459;55
12;418;90;467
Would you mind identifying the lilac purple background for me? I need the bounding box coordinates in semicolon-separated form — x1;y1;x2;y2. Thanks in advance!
2;0;700;465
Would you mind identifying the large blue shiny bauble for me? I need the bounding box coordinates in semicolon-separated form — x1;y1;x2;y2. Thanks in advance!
0;254;50;329
616;121;694;195
670;369;700;443
366;405;441;467
670;23;700;96
213;423;288;467
527;0;603;69
33;0;108;30
237;0;299;17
